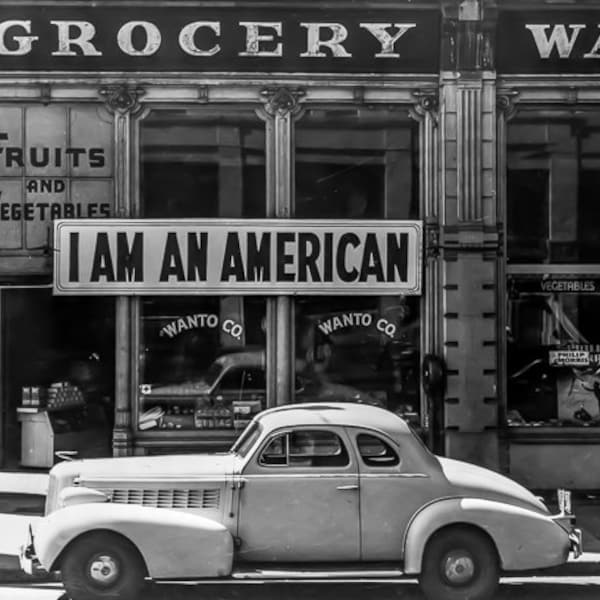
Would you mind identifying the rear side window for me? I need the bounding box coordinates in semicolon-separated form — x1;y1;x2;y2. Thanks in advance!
260;430;349;467
357;434;399;467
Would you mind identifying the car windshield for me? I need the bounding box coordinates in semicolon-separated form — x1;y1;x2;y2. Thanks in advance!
204;361;224;387
230;420;263;458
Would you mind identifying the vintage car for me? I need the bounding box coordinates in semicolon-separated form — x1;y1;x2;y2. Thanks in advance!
21;403;581;600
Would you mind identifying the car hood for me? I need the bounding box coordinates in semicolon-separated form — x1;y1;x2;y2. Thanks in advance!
144;380;212;395
437;456;548;514
52;453;235;485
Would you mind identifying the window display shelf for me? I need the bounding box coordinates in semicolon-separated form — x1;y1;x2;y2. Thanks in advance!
506;426;600;444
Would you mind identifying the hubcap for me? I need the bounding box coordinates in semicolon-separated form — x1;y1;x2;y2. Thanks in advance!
442;550;476;586
88;554;120;586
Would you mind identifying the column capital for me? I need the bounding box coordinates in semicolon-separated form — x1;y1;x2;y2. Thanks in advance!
260;86;305;118
99;84;146;115
497;90;520;121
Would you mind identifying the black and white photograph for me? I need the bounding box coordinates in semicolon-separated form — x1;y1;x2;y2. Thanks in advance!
0;1;599;599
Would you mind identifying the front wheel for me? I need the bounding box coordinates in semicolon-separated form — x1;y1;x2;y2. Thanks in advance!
419;526;500;600
61;531;147;600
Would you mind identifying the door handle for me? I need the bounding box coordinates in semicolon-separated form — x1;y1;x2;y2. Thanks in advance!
336;484;359;491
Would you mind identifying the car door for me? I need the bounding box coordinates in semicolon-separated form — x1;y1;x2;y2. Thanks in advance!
236;426;360;562
354;431;433;561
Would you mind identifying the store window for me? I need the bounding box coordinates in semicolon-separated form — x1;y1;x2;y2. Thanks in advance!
138;107;267;436
138;297;266;433
293;107;421;424
506;108;600;428
2;290;114;467
140;106;265;218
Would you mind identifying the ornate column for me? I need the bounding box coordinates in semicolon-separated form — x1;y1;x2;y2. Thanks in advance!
439;0;501;469
99;84;145;456
259;87;305;407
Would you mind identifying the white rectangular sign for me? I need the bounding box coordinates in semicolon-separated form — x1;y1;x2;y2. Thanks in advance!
53;219;423;295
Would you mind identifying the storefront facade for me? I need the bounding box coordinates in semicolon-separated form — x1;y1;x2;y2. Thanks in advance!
1;0;596;490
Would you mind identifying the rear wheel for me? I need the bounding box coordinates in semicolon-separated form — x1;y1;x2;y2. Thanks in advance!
60;532;147;600
419;526;499;600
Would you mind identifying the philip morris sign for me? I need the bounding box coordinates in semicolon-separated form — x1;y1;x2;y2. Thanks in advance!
0;5;439;73
53;219;423;296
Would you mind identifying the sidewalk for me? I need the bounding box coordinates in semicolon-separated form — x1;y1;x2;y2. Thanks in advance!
0;472;598;581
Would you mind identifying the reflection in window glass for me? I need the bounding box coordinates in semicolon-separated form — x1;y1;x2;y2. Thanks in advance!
507;110;600;264
140;107;265;218
260;430;349;467
295;107;418;219
357;434;399;467
295;296;420;424
507;277;600;427
138;297;266;432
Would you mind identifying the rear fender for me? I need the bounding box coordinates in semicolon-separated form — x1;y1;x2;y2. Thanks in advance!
403;497;570;573
35;503;233;579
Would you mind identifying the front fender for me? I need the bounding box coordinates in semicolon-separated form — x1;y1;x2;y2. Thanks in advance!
34;503;233;579
403;497;570;573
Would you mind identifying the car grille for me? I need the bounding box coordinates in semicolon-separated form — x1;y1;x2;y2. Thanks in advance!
94;487;221;510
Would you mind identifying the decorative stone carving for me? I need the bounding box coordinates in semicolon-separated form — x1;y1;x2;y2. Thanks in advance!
99;84;146;115
497;90;519;121
410;89;439;124
260;86;306;117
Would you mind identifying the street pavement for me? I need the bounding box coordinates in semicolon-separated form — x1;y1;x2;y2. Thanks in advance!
4;578;600;600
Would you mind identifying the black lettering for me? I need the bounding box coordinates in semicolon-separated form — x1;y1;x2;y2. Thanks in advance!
54;179;66;193
0;204;9;220
90;233;115;282
88;204;98;217
276;232;295;282
69;232;79;282
63;203;74;218
359;233;385;282
40;179;52;193
65;148;86;168
187;232;207;281
38;203;49;220
99;203;111;217
386;232;408;282
89;148;106;168
159;232;186;281
336;233;360;282
246;232;271;282
50;203;62;220
323;233;333;282
298;232;321;282
6;147;23;167
117;231;143;282
25;179;38;193
23;203;35;221
30;147;50;168
54;148;62;167
220;232;246;282
11;204;21;220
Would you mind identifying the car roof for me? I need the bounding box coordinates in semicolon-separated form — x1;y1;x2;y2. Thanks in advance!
215;350;265;370
256;402;412;439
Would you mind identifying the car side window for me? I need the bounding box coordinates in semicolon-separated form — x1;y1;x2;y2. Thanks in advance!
357;433;400;467
217;368;244;391
259;430;349;467
243;368;266;390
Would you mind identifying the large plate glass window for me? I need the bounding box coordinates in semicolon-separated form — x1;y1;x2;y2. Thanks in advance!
506;108;600;429
294;107;421;424
138;107;266;435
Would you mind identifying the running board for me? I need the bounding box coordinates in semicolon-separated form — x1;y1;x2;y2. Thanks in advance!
232;567;406;580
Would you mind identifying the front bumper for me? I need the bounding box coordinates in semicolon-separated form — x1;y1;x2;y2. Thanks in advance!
19;525;47;576
568;527;583;559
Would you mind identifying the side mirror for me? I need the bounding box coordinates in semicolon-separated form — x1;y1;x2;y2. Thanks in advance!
422;354;446;397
